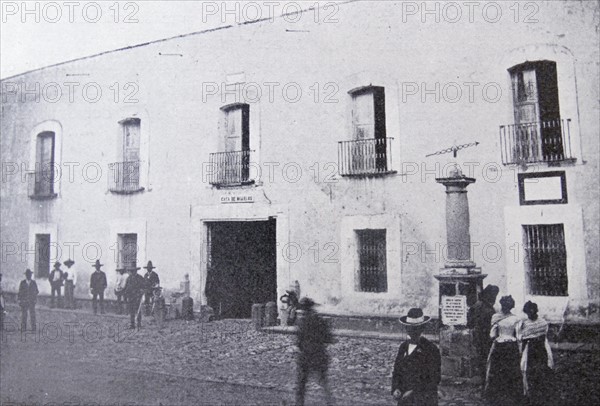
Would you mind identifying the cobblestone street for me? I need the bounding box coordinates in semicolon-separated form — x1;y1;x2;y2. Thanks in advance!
1;306;599;405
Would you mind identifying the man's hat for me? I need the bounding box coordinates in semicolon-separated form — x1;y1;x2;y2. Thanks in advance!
399;308;431;326
126;265;141;272
63;259;75;268
53;261;62;268
143;261;156;270
25;268;33;275
92;260;104;269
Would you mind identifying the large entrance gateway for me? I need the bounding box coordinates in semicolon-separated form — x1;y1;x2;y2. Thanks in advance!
205;218;277;318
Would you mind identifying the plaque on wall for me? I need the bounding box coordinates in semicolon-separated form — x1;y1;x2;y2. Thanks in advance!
441;295;467;326
518;171;567;205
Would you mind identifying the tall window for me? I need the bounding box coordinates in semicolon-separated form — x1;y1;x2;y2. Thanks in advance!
35;234;51;278
509;61;564;162
117;233;138;269
210;103;251;185
341;86;389;174
33;131;55;196
110;118;141;192
356;229;387;293
523;224;568;296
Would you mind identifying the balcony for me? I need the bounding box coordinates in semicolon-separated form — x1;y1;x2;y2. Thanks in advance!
108;161;143;194
27;170;57;199
338;137;395;176
208;150;254;187
499;119;574;165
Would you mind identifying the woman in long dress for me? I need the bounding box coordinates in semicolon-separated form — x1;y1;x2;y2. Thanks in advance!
519;301;556;405
484;295;523;405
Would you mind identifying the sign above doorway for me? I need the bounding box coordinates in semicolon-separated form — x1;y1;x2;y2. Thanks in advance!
220;194;254;204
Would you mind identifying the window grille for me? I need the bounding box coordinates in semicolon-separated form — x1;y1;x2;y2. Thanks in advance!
356;229;387;293
523;224;568;296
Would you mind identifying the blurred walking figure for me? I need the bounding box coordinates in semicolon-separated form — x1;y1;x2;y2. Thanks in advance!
63;259;77;309
519;301;556;406
18;269;39;331
392;308;441;406
124;265;146;329
143;261;160;316
89;260;107;315
114;268;129;314
295;297;334;406
49;261;64;308
467;284;499;385
484;295;523;405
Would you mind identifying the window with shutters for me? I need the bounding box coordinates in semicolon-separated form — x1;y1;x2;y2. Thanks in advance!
28;132;57;198
356;229;387;293
500;61;574;164
523;224;568;296
209;103;253;186
109;118;143;193
339;86;394;176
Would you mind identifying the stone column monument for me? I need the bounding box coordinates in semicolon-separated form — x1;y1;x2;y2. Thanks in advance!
434;165;486;380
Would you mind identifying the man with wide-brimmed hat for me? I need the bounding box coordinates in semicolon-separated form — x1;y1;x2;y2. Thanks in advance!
49;261;64;308
89;260;107;314
295;297;334;406
392;308;441;405
123;264;145;329
17;269;39;331
142;261;160;316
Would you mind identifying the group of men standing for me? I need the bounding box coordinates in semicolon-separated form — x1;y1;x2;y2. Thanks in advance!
12;259;161;331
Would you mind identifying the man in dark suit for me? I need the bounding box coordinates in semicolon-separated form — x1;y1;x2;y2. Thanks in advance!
143;261;160;316
392;308;441;406
124;265;146;329
18;269;39;331
49;261;63;308
89;260;107;314
295;297;334;406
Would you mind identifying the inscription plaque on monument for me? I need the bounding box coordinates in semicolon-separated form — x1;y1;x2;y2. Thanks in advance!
441;295;467;326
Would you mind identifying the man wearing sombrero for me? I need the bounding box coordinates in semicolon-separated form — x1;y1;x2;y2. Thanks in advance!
89;260;107;314
142;261;160;316
391;308;441;405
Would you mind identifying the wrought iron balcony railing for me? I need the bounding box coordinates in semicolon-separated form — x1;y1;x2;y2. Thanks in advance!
338;137;394;176
208;150;254;186
27;170;57;199
108;161;143;193
499;119;574;165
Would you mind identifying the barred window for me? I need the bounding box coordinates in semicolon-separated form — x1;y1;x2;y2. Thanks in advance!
523;224;568;296
356;229;387;293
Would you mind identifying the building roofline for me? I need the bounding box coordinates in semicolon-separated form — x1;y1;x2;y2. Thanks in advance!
1;0;355;82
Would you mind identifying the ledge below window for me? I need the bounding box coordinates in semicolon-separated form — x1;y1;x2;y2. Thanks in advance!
109;187;145;195
340;170;397;178
29;193;58;200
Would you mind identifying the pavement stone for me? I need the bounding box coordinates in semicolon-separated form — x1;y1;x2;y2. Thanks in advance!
2;305;599;405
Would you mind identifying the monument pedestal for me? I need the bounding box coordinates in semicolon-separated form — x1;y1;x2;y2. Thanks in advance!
434;166;487;380
435;272;487;379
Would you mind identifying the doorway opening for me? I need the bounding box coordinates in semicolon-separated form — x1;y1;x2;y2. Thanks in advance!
205;218;277;318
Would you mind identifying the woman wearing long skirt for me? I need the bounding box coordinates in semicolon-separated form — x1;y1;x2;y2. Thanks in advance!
484;295;523;405
519;301;556;406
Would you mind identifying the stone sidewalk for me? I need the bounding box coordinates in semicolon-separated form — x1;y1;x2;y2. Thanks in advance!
2;305;599;405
